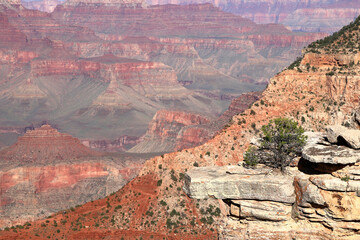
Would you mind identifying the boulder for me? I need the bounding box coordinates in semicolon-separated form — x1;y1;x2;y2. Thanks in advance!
183;165;295;203
230;200;292;222
326;125;360;149
302;139;360;165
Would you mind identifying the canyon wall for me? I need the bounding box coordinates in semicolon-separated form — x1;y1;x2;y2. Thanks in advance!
0;1;324;149
146;0;360;34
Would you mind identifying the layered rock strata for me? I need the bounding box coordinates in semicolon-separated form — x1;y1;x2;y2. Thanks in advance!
184;130;360;239
0;125;147;228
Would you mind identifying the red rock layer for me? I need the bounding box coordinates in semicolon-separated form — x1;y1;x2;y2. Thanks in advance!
82;135;141;152
0;12;27;47
0;124;101;163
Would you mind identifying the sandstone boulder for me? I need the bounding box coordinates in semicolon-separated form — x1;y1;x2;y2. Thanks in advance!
302;139;360;165
326;125;360;149
183;165;295;203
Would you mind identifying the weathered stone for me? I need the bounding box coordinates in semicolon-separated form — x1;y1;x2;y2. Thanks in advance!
326;125;360;149
310;176;360;192
183;165;295;203
300;207;315;215
230;200;292;222
230;202;240;217
302;139;360;165
321;190;360;221
316;209;326;217
293;176;326;207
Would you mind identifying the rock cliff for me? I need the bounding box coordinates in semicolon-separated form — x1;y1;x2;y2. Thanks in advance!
129;110;212;153
130;92;262;153
0;124;100;163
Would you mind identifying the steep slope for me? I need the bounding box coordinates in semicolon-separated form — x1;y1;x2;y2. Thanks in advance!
3;14;359;239
130;92;262;153
129;110;212;153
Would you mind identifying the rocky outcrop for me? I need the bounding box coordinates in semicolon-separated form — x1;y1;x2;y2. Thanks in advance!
82;135;140;152
184;130;360;239
184;165;295;203
130;92;262;153
326;125;360;149
302;131;360;165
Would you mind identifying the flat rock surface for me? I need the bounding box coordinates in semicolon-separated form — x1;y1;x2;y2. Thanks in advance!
310;176;360;192
183;165;295;203
302;132;360;164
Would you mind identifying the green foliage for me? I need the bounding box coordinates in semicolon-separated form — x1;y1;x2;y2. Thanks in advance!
244;118;307;172
306;15;360;53
260;118;307;172
243;146;258;167
157;180;162;186
287;57;302;70
193;162;199;167
341;175;350;182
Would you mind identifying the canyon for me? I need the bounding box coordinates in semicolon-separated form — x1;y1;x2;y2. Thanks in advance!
2;0;360;238
0;0;324;153
147;0;360;34
2;13;359;239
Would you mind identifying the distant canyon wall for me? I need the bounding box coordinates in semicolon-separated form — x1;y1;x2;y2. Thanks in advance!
146;0;360;33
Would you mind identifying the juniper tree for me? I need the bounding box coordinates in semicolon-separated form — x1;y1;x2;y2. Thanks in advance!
244;118;307;173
